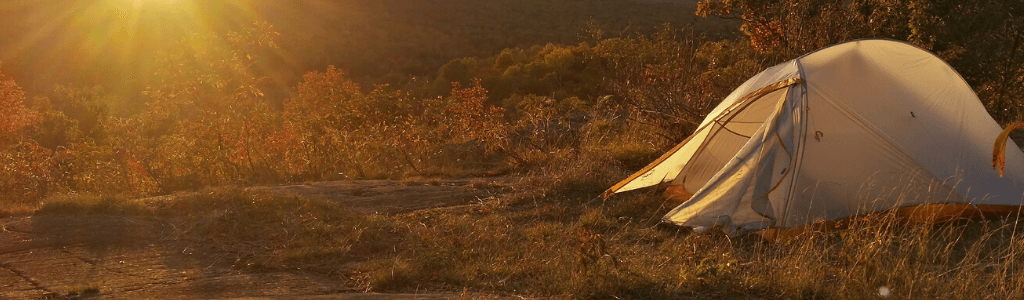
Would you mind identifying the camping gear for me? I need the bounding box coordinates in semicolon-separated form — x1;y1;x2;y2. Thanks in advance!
603;39;1024;233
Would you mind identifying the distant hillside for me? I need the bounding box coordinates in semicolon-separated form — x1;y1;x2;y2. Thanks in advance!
0;0;734;97
255;0;734;77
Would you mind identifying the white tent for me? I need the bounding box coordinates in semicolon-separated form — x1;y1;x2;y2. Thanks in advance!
603;39;1024;232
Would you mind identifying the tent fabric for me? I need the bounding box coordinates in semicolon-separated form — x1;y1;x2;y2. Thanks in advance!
600;61;802;197
604;39;1024;232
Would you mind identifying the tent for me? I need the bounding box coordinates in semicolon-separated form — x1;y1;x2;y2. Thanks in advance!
602;39;1024;233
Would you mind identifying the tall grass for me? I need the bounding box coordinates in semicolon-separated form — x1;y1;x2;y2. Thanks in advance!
351;154;1024;299
10;162;1024;299
373;195;1024;299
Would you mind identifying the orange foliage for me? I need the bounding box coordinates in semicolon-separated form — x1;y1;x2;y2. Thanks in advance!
137;27;286;189
0;71;37;145
284;66;369;179
0;141;54;202
447;80;509;152
286;68;509;178
741;17;783;53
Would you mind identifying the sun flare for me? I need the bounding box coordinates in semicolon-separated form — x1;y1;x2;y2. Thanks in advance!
124;0;187;9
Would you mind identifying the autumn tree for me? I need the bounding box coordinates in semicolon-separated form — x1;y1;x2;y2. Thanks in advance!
139;23;285;190
286;66;386;179
0;69;47;202
0;69;37;146
696;0;1024;122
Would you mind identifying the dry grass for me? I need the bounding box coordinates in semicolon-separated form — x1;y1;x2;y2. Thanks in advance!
8;170;1024;299
58;284;101;299
0;201;43;218
351;152;1024;299
149;188;403;275
360;193;1024;299
24;189;403;279
36;194;151;216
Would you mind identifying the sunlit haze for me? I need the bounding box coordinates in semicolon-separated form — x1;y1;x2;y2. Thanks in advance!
123;0;187;8
0;0;269;97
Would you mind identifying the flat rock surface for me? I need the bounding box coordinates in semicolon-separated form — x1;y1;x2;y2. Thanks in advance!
0;179;514;299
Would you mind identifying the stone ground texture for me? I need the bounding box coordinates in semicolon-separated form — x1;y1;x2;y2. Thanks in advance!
0;179;512;299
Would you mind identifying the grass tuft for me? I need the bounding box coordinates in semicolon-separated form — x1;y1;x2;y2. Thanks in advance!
37;194;151;216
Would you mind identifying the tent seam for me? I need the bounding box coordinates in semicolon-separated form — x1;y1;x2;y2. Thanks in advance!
782;58;810;228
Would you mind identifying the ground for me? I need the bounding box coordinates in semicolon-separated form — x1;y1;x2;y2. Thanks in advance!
0;178;513;299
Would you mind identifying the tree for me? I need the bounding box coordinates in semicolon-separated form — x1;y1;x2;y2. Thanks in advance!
0;68;37;146
285;66;371;179
696;0;1024;122
139;23;284;190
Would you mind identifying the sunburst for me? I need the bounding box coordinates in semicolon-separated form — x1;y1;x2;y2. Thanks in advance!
0;0;266;97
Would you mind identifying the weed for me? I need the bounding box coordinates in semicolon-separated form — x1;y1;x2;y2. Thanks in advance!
62;285;100;298
37;194;151;216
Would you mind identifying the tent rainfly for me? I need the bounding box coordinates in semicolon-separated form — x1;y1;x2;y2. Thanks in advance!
602;39;1024;233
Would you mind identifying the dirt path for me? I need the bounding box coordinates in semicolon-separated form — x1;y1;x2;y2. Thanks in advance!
0;178;514;299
